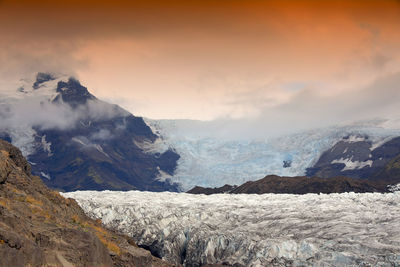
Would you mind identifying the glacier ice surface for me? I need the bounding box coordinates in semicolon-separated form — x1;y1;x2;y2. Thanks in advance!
145;119;400;191
64;190;400;267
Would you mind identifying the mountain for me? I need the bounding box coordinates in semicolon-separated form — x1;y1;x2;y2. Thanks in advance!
185;134;400;195
187;175;391;195
0;73;180;192
0;140;173;267
306;135;400;183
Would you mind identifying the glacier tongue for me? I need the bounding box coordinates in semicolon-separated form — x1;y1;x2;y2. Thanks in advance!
145;119;400;191
64;190;400;267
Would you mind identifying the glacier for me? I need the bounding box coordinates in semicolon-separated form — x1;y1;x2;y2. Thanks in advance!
145;119;400;191
64;190;400;267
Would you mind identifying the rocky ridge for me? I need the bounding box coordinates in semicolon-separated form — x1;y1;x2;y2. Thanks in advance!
187;184;237;195
0;140;175;267
187;175;390;195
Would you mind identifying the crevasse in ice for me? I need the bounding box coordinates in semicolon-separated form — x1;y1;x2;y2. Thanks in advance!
64;190;400;267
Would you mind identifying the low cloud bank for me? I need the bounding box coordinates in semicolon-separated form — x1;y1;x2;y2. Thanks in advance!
151;72;400;140
1;71;400;142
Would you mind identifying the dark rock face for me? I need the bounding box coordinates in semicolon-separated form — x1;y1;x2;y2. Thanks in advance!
307;136;400;183
188;175;389;195
0;140;174;267
33;72;55;89
54;77;96;107
283;160;292;168
187;184;237;195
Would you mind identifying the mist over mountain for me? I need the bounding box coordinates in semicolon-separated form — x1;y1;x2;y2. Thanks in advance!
0;73;128;133
0;73;180;192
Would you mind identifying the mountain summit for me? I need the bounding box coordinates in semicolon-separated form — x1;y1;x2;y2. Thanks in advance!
54;77;96;107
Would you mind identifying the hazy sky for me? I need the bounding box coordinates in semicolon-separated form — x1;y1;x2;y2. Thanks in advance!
1;0;400;128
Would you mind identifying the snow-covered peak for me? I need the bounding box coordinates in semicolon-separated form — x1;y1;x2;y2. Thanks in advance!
1;73;69;103
0;73;123;156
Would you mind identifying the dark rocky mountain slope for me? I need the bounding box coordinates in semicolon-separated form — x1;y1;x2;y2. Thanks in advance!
1;73;180;192
0;140;175;267
307;135;400;182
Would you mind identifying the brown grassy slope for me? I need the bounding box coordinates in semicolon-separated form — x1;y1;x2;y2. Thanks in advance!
0;140;175;267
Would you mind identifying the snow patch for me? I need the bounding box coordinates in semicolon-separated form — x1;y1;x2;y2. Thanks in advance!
331;158;373;171
71;137;87;146
156;167;173;182
343;135;366;143
388;184;400;192
40;172;51;180
41;135;53;156
72;137;110;158
8;127;37;157
93;144;109;158
133;138;169;154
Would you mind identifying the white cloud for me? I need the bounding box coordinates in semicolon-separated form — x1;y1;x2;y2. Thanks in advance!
0;79;128;133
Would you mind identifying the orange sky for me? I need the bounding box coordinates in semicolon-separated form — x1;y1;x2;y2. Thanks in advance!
1;0;400;122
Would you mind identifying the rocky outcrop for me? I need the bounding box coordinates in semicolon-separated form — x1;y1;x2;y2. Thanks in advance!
231;175;388;194
0;140;175;267
33;72;55;89
188;175;389;195
187;185;237;195
54;77;96;108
